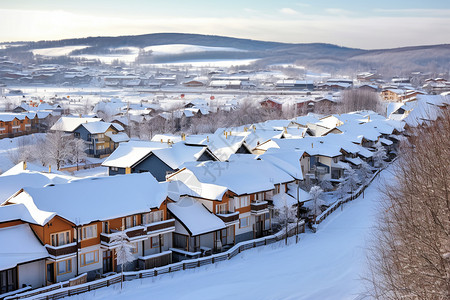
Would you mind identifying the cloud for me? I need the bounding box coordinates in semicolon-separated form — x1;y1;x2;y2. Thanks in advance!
280;8;299;15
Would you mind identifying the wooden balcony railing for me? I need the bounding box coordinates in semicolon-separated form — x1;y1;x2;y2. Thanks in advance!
216;212;239;223
45;243;77;257
250;201;268;214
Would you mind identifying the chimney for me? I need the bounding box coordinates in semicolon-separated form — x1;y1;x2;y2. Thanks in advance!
48;165;51;173
311;143;314;148
23;161;27;170
207;136;209;142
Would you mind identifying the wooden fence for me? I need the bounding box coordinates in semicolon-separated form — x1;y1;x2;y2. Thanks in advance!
4;224;308;300
315;168;383;225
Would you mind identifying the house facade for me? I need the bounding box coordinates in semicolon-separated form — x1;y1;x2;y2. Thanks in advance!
1;173;175;291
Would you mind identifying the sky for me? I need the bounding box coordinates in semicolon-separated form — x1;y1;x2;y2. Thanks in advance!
0;0;449;49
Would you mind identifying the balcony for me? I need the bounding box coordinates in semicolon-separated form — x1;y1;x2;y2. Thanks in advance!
101;220;175;248
145;219;175;236
216;212;239;224
250;201;269;215
45;242;77;258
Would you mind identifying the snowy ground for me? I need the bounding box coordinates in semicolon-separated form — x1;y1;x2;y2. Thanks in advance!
69;168;390;300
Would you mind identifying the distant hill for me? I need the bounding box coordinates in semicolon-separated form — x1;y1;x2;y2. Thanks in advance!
1;33;449;74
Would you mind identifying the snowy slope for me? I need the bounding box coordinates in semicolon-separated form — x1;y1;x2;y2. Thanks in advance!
69;167;391;300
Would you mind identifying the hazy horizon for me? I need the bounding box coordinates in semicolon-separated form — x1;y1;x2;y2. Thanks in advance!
0;0;449;50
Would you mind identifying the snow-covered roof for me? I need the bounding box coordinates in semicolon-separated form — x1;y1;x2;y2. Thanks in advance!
173;159;294;197
0;171;73;204
256;137;343;158
0;224;48;270
168;197;225;236
50;116;102;132
258;149;304;180
0;203;38;224
105;131;130;143
102;141;213;170
80;122;123;134
7;173;168;226
102;141;169;168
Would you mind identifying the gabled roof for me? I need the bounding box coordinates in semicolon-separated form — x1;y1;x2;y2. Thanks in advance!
172;159;294;197
0;224;48;270
168;197;225;236
258;149;304;180
102;141;169;168
102;141;216;169
0;170;73;204
6;173;167;226
50;116;102;132
79;121;123;134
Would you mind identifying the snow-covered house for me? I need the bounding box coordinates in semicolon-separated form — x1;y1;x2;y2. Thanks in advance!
2;173;175;283
72;121;128;157
102;141;218;181
0;205;49;294
167;159;295;247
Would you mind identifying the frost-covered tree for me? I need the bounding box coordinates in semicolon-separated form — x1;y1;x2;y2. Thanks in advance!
68;137;87;171
309;186;324;222
44;131;72;170
111;231;134;289
343;167;360;194
373;141;387;168
275;194;297;245
319;180;333;192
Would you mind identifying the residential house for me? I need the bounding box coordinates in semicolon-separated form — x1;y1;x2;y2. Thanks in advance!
2;173;175;284
167;159;295;252
102;141;218;181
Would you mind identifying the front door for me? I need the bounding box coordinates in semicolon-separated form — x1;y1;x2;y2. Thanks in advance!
255;215;264;238
103;250;113;273
46;263;55;285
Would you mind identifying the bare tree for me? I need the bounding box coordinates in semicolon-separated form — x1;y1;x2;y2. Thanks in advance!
44;131;72;170
340;89;382;114
367;109;450;299
68;137;87;171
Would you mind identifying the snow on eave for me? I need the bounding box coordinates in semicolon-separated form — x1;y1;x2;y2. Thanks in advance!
0;224;49;270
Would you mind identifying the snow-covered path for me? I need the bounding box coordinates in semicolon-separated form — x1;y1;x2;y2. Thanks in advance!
72;169;390;300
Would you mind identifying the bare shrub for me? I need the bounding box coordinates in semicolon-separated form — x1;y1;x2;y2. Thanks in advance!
367;109;450;299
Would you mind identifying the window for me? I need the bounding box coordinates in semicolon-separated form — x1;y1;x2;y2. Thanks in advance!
102;222;109;234
123;216;137;229
142;210;164;224
57;259;72;275
0;268;17;294
78;225;97;241
216;203;228;214
239;196;250;208
255;192;264;202
151;235;164;248
74;132;80;138
80;250;99;266
111;167;118;172
333;157;338;163
50;231;71;246
239;216;249;228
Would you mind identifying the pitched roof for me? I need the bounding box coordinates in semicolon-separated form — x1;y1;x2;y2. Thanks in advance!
6;173;167;226
50;116;102;132
167;197;225;236
0;224;48;270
